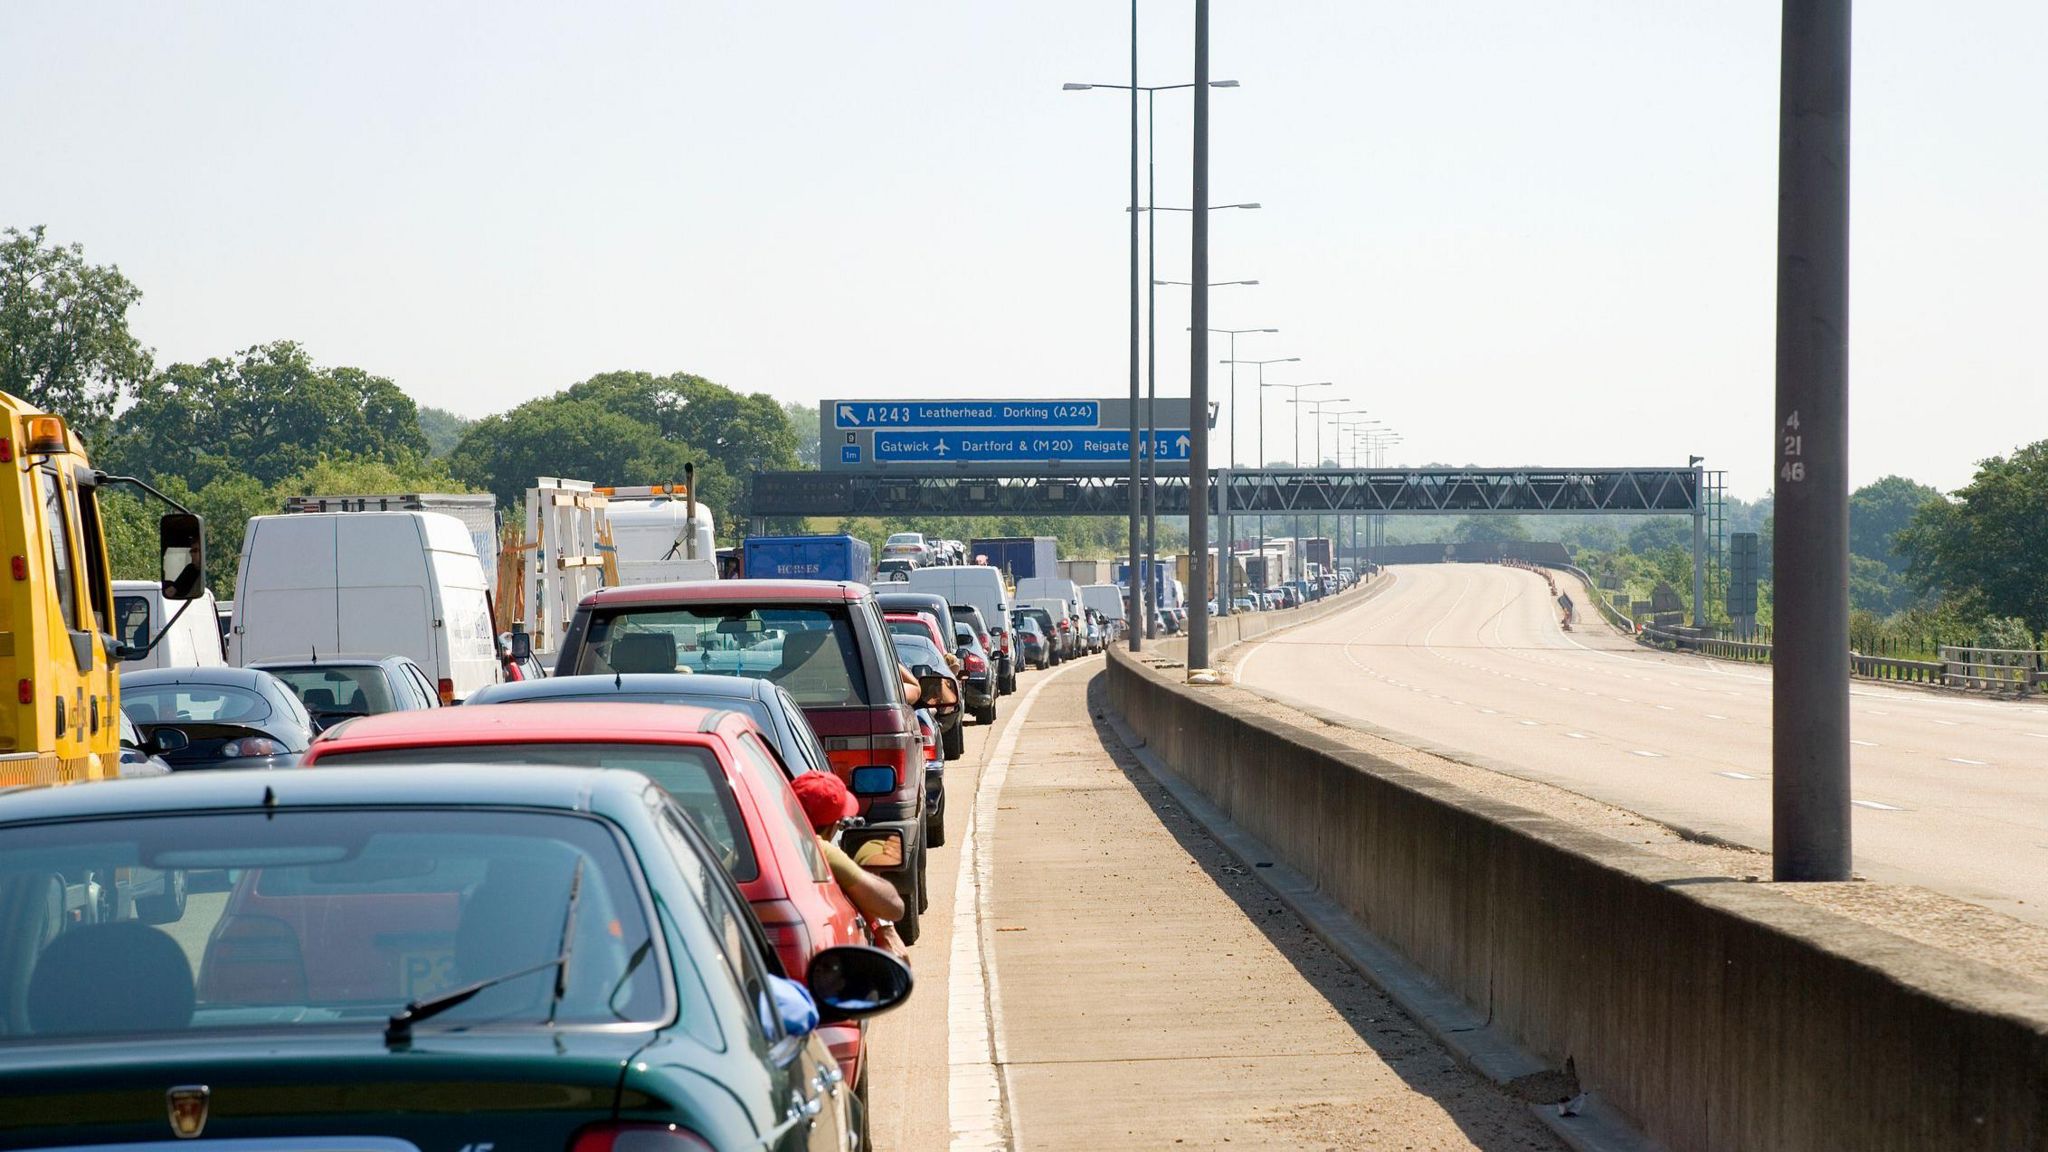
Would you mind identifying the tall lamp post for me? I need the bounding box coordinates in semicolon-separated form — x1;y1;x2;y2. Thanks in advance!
1264;380;1332;574
1064;79;1241;644
1219;356;1300;578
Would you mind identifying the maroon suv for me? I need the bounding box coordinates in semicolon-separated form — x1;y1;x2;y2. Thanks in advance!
554;579;932;941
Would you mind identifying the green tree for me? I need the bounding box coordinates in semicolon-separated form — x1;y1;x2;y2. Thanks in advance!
563;371;799;478
1450;515;1530;544
417;406;473;458
0;226;151;433
449;396;732;511
1898;442;2048;634
107;341;430;487
784;400;821;468
1628;517;1692;554
1850;475;1941;574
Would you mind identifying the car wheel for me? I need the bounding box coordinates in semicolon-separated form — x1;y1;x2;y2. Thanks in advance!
925;784;946;848
916;841;930;914
894;865;922;946
942;720;964;760
974;701;996;724
134;869;186;923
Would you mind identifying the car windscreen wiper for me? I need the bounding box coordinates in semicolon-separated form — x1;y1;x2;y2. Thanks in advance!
384;858;584;1047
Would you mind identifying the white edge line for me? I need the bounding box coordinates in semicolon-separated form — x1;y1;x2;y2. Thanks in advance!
948;660;1078;1151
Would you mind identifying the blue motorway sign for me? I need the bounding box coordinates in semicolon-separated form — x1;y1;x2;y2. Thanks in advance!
833;400;1101;429
873;428;1193;464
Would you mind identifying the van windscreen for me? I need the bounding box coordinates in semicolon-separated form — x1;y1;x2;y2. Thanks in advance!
573;605;871;707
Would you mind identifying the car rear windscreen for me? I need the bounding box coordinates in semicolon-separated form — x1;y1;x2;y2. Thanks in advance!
312;743;757;881
572;605;871;708
0;808;669;1039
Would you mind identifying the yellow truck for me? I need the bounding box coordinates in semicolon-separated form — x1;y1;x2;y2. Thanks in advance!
0;394;205;786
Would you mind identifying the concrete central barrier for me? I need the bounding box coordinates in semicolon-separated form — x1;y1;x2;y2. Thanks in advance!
1108;587;2048;1152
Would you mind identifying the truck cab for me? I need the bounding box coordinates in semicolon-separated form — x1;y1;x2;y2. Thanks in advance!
0;399;205;785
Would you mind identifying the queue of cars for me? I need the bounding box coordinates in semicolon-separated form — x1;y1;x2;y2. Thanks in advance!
9;562;1099;1149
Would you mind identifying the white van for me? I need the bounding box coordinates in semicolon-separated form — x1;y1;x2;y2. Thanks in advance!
231;511;498;703
907;565;1015;690
1081;583;1126;631
114;581;227;671
1016;577;1084;628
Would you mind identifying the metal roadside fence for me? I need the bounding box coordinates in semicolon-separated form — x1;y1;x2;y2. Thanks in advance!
1635;624;2033;693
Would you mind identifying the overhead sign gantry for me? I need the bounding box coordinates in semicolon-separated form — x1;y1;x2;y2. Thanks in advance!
821;397;1195;473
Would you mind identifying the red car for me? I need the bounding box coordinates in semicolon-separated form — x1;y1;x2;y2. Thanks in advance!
295;703;873;1093
551;579;932;944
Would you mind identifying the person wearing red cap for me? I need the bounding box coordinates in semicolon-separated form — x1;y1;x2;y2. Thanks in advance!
791;772;907;950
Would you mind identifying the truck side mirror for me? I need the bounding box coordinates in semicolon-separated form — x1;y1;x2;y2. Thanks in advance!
159;512;206;601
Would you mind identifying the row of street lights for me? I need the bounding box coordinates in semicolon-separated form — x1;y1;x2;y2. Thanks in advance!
1065;2;1400;655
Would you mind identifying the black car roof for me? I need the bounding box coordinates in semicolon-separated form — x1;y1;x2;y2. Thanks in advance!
122;667;286;690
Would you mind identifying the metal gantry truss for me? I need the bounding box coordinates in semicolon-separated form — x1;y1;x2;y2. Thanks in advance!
748;466;1704;520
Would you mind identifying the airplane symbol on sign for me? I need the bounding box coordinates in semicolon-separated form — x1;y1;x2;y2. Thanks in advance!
933;440;950;456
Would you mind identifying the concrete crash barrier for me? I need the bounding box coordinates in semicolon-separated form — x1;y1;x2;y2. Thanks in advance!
1108;638;2048;1151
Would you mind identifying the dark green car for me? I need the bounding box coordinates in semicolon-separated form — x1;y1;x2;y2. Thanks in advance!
0;765;912;1151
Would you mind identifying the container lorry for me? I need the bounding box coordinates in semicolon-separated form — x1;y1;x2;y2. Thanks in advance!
970;536;1057;583
741;534;874;583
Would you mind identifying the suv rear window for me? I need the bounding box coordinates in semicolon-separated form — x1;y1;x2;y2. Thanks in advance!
571;605;872;707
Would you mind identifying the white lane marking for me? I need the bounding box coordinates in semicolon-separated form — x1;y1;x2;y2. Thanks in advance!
1564;732;1589;740
1947;757;1991;766
1932;719;1960;727
1854;800;1905;811
950;663;1077;1150
1705;714;1728;721
1479;708;1499;715
1718;771;1759;780
1851;740;1877;747
1866;709;1890;716
1655;704;1676;711
1518;719;1540;726
1631;750;1665;758
2030;733;2048;740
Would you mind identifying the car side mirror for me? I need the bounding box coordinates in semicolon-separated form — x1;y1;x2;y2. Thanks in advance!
149;727;191;755
807;944;914;1023
508;631;534;661
159;512;206;601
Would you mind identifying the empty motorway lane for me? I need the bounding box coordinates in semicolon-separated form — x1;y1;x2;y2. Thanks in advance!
1235;564;2048;925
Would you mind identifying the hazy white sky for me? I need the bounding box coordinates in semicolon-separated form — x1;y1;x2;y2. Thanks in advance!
4;1;2041;498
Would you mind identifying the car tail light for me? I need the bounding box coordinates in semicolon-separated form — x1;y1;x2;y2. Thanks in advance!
917;715;936;750
752;900;814;977
570;1125;715;1152
437;678;456;706
962;651;987;674
220;737;287;758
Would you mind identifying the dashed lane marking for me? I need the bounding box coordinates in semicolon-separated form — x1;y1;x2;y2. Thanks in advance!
1947;757;1992;766
1631;750;1665;758
1718;771;1759;780
1853;800;1906;811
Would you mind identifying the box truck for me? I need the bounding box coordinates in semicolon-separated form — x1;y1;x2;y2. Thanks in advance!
742;534;874;583
970;536;1057;582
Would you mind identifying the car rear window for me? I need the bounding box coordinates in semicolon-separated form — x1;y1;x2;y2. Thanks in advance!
312;743;758;881
0;809;669;1039
571;605;872;708
263;665;398;718
122;683;272;725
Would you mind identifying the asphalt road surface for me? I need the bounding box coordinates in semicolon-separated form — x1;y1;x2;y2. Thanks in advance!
1236;564;2048;925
